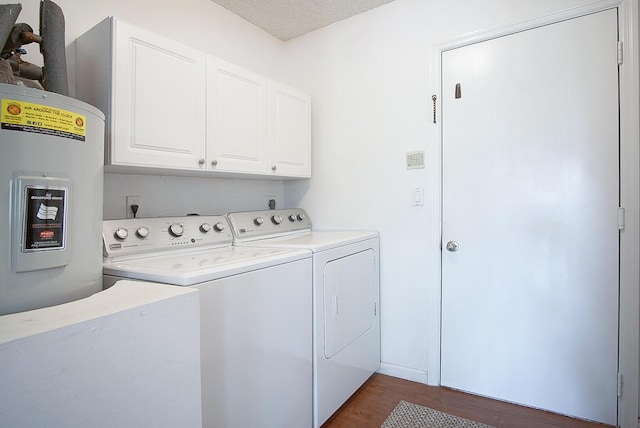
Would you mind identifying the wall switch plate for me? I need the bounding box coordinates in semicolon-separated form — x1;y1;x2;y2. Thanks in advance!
412;188;424;206
406;151;425;169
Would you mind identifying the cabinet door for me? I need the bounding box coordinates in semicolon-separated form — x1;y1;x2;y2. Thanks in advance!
112;20;206;170
206;57;268;174
268;80;311;178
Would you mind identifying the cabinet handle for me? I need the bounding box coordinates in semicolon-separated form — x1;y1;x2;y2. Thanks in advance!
198;158;205;166
271;165;277;171
211;159;218;166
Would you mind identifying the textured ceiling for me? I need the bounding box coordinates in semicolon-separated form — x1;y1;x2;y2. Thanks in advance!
210;0;395;41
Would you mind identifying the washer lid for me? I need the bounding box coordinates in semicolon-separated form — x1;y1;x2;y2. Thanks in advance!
103;246;310;286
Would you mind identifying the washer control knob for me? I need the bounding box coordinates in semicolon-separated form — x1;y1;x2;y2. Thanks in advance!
254;217;264;226
136;226;149;238
114;228;128;240
200;223;212;233
168;223;184;237
271;214;283;225
214;222;226;232
288;215;297;222
296;213;305;221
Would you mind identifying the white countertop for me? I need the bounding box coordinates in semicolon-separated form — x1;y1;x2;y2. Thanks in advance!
0;280;197;344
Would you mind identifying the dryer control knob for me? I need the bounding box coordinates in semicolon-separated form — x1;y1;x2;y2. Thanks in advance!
296;213;305;221
168;223;184;237
214;222;226;232
200;223;212;233
136;226;149;238
254;217;264;226
271;214;283;225
114;227;128;240
288;215;297;222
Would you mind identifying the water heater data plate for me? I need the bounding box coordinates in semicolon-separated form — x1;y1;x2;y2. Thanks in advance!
12;173;71;272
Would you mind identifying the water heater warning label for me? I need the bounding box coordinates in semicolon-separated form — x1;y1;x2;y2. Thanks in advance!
23;186;67;251
1;99;86;141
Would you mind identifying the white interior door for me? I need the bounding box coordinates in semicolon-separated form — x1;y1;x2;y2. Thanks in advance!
441;9;620;425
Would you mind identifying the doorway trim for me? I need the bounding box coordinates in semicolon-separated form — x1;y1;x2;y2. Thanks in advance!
427;1;639;426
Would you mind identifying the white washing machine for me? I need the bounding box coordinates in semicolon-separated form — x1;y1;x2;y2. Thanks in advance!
102;215;312;428
227;209;380;427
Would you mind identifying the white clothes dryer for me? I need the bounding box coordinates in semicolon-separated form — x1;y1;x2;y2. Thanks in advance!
228;209;380;428
102;215;312;428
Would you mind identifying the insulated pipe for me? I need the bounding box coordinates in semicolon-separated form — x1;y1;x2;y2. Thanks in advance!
39;0;68;95
0;4;22;53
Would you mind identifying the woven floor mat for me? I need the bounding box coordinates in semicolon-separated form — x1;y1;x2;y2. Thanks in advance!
381;400;496;428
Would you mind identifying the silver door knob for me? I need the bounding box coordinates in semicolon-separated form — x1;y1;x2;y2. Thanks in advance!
446;241;459;252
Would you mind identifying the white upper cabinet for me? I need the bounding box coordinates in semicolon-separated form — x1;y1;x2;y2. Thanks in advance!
75;17;207;171
75;17;310;179
268;80;311;178
206;60;311;178
206;57;268;174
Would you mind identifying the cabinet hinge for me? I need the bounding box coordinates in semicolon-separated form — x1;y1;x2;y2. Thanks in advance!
618;41;623;65
374;302;377;316
617;372;623;397
618;207;625;230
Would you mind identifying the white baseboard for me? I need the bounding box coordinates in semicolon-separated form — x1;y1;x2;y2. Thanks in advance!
377;362;429;385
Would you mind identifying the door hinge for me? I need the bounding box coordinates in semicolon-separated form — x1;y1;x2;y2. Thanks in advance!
618;207;625;230
618;41;623;65
374;302;377;316
617;372;623;397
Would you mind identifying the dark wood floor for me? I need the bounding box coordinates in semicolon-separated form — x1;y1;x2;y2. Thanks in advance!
321;373;614;428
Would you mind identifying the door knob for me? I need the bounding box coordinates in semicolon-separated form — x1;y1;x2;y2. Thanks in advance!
446;241;459;252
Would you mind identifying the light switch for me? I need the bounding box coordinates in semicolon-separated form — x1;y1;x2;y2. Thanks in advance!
412;188;424;206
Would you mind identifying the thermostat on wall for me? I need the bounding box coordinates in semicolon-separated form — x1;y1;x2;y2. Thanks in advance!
406;151;425;169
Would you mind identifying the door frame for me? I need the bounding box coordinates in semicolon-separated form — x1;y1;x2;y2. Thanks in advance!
427;1;639;426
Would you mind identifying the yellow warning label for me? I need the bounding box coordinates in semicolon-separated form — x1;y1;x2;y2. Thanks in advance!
1;99;87;141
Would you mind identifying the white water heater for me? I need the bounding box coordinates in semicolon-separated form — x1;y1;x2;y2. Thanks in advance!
0;83;105;315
